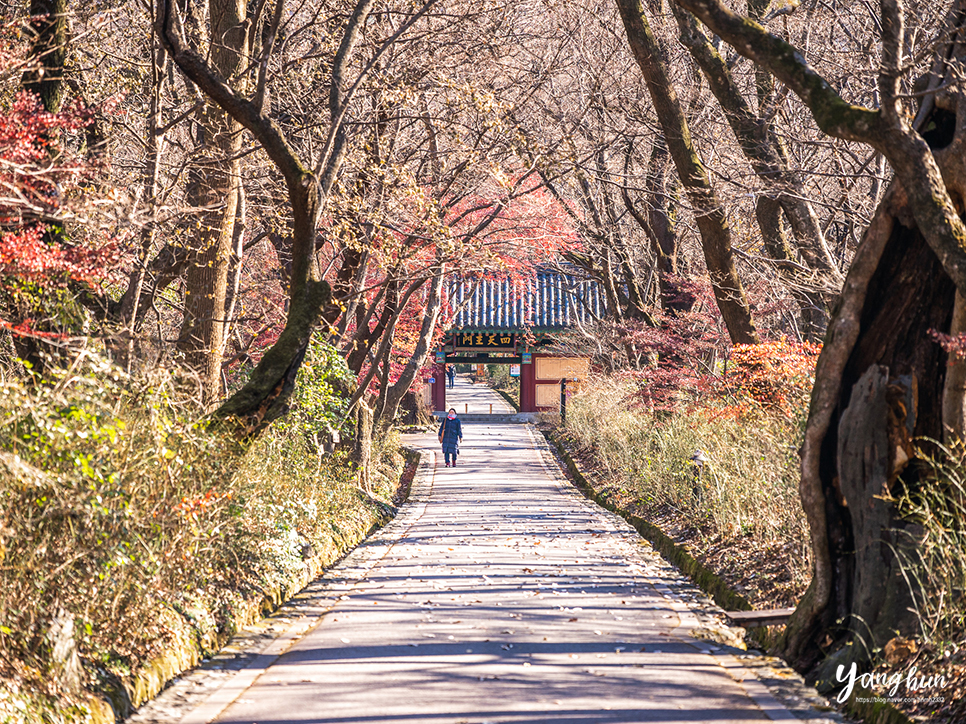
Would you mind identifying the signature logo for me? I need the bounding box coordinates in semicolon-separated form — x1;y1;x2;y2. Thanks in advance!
835;662;947;704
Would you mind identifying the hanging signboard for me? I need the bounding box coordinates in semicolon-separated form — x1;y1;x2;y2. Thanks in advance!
509;364;521;377
452;332;516;351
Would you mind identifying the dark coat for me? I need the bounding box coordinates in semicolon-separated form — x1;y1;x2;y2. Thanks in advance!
438;416;463;454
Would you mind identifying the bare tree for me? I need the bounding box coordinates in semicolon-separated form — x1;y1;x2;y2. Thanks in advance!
616;0;759;344
668;0;966;682
155;0;420;433
672;2;842;339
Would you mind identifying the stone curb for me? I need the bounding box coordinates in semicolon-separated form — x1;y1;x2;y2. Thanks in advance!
493;388;519;412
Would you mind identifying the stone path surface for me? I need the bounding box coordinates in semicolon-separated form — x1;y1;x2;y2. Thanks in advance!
442;373;515;415
131;410;840;723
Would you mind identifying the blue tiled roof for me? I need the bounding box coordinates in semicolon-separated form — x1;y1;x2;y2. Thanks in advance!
445;272;606;331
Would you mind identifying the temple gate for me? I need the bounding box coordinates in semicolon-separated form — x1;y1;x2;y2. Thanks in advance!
430;271;600;415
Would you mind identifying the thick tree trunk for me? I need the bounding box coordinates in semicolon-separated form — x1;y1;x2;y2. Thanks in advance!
783;178;952;684
321;246;368;332
177;0;248;399
616;0;759;345
178;155;239;397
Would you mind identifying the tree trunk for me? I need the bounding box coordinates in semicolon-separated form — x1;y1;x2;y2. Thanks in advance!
222;182;247;349
784;178;951;684
345;279;398;374
646;136;677;273
353;400;373;492
755;195;826;340
176;0;248;400
616;0;759;345
374;269;444;427
115;31;169;371
673;5;837;340
621;139;680;314
22;0;69;113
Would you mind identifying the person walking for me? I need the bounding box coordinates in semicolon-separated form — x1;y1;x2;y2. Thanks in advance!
447;365;455;388
438;408;463;467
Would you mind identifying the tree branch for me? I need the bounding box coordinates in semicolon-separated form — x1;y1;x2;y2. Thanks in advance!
669;0;966;295
672;0;883;140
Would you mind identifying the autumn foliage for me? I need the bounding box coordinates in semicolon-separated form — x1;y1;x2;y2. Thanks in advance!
616;279;821;416
723;338;822;411
0;91;117;288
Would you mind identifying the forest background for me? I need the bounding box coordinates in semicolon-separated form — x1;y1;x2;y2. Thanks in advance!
0;0;965;720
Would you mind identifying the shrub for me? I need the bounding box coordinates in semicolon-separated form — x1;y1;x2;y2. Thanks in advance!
0;350;400;712
564;338;819;588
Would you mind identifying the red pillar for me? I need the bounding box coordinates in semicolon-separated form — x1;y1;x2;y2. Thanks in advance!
520;359;536;412
432;363;446;412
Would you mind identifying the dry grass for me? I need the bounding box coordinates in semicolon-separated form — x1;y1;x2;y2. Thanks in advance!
0;350;402;719
896;442;966;644
565;374;810;578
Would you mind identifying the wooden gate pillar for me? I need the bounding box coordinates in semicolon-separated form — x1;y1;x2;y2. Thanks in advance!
432;363;446;413
520;358;536;412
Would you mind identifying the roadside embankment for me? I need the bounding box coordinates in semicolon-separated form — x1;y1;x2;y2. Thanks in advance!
547;368;936;724
0;352;415;723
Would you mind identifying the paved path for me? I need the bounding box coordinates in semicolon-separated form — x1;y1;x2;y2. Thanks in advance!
132;424;837;724
442;373;515;415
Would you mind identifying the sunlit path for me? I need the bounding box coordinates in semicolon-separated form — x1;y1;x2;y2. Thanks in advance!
131;424;832;724
440;373;515;415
